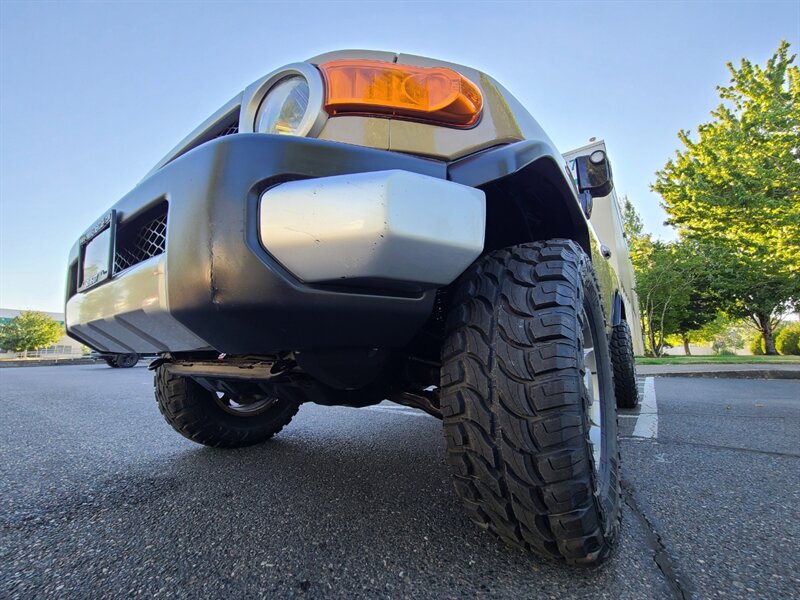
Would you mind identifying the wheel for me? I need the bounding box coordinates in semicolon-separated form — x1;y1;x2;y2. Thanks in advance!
113;353;139;368
441;240;620;565
610;321;639;408
104;357;120;368
154;367;302;448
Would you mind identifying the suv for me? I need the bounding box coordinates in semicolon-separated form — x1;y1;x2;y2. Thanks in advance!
65;50;640;565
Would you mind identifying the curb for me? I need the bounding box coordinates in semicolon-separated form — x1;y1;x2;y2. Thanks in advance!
638;369;800;380
0;358;96;368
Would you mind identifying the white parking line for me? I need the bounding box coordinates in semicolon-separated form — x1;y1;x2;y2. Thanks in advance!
632;376;658;439
364;405;431;418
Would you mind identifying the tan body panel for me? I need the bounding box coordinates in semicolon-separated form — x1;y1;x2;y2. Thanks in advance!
131;49;640;349
564;140;645;355
307;50;558;162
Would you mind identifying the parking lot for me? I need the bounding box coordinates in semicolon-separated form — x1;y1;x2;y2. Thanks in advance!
1;364;798;599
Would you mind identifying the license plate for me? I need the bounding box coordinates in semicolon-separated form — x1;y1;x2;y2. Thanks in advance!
78;210;117;292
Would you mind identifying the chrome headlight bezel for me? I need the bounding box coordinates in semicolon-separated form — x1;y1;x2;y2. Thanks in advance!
241;62;327;138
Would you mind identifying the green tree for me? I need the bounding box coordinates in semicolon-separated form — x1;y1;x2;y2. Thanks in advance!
653;41;800;354
667;311;733;356
620;195;644;240
622;201;718;356
629;237;687;356
0;311;64;358
669;243;718;355
709;319;750;355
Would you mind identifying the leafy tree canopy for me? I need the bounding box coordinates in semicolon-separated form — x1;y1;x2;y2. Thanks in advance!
0;311;64;355
627;234;717;356
620;195;644;240
653;41;800;353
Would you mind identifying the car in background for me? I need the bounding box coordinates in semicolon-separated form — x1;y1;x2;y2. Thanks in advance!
91;352;152;368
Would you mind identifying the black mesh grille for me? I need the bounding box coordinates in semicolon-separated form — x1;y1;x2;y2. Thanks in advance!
216;123;239;137
114;212;167;273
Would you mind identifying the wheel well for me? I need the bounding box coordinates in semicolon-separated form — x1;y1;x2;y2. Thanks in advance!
478;157;591;255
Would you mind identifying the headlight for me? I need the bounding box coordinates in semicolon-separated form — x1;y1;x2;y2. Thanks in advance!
255;76;310;135
242;63;326;138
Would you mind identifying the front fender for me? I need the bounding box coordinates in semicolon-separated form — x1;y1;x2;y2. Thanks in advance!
448;140;591;256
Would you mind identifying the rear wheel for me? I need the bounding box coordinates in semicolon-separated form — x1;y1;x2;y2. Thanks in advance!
103;357;120;368
610;321;639;408
441;240;620;565
113;353;139;368
154;367;301;448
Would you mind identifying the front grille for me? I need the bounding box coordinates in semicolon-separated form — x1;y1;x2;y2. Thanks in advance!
216;122;239;137
114;207;167;274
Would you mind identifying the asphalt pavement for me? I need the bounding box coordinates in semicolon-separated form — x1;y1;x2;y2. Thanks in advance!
1;365;798;599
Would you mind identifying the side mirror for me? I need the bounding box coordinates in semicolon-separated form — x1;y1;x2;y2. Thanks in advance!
574;150;613;198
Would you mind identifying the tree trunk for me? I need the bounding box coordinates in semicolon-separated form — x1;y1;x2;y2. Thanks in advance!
22;348;28;358
647;317;661;357
756;312;778;355
644;303;658;357
655;298;671;358
682;335;691;356
640;315;651;356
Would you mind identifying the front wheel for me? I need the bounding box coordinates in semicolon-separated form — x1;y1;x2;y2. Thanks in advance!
441;240;620;565
154;367;301;448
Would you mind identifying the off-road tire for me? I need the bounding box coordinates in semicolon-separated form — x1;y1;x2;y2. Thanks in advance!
441;240;621;565
155;367;301;448
610;321;639;408
114;353;139;368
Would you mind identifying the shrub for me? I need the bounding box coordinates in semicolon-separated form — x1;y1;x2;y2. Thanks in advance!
775;322;800;355
749;333;765;355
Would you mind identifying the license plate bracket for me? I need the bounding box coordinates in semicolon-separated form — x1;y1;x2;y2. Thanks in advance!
78;210;117;292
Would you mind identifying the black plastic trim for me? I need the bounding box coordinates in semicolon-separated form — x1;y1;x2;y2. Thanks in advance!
69;135;594;355
611;292;624;326
448;140;591;255
75;135;446;354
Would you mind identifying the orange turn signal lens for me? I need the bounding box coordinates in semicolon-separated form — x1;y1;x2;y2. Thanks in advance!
319;60;483;128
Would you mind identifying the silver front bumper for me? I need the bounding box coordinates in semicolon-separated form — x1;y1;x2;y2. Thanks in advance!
65;255;210;353
259;170;486;286
66;169;486;354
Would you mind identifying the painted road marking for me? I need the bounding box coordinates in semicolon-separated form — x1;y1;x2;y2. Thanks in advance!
364;405;432;418
632;376;658;439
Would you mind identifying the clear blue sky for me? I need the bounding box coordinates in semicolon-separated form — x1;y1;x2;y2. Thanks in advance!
1;1;797;312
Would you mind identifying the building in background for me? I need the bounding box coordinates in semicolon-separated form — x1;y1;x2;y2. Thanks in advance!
0;308;86;358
